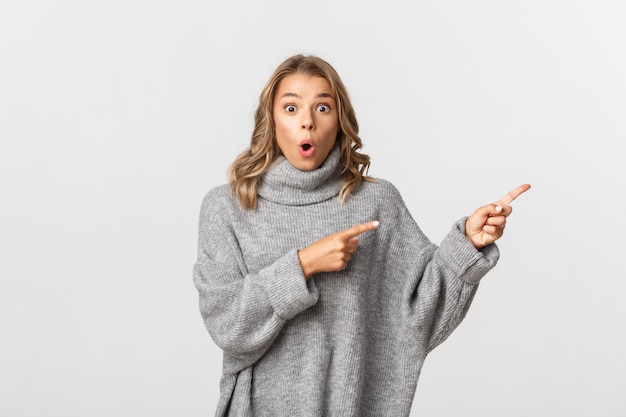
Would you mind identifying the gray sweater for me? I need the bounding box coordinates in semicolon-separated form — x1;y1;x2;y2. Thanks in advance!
193;145;499;416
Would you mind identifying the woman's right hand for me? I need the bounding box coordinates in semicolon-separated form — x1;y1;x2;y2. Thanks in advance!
297;221;379;279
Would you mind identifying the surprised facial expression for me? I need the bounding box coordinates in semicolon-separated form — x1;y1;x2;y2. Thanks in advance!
273;74;339;171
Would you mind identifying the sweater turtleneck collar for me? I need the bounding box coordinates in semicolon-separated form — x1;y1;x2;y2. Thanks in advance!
258;144;344;206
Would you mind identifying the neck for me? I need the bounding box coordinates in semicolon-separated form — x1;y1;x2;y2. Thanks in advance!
257;144;344;206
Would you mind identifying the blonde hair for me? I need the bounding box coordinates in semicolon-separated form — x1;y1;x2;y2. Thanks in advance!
228;54;373;209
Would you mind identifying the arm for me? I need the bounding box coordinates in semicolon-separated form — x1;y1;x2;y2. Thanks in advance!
403;217;499;355
192;191;319;371
401;184;530;354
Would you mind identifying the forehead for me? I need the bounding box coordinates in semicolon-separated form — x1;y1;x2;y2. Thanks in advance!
274;74;334;98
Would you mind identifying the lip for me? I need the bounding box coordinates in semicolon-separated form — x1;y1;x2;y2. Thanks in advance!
298;139;315;158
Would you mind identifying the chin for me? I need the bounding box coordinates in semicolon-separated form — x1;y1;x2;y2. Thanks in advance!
295;159;322;171
296;163;318;172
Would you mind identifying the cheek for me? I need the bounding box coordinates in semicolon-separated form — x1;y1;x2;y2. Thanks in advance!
274;115;294;137
273;117;294;154
272;116;284;140
324;118;340;137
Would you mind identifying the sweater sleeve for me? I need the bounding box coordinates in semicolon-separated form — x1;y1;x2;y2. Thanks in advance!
192;189;319;371
406;217;499;355
384;188;499;356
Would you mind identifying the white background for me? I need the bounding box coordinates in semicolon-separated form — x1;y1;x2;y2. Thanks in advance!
1;0;625;416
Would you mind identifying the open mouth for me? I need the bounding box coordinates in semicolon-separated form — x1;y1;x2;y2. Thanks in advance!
299;141;315;157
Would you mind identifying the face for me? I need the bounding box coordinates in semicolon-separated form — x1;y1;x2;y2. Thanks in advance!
273;74;339;171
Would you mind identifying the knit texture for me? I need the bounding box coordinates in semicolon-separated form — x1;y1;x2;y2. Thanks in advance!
193;145;499;416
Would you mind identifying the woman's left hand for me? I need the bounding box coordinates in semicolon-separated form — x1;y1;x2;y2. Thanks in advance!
465;184;531;249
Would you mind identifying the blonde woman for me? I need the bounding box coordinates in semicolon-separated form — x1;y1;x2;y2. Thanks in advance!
193;54;530;416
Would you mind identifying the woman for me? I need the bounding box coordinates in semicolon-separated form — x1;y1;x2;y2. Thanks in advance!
193;54;529;416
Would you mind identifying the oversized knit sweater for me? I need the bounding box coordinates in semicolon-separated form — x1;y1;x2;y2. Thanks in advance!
193;145;499;417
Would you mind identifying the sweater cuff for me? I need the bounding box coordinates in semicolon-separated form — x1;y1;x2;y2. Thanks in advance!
257;249;319;320
438;217;500;285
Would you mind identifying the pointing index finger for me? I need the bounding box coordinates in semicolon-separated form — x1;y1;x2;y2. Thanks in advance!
496;183;531;206
343;221;380;238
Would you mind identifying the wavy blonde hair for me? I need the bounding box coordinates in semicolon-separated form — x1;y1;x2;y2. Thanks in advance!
228;54;373;209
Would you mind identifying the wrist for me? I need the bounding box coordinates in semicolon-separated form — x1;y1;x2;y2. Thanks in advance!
297;249;313;280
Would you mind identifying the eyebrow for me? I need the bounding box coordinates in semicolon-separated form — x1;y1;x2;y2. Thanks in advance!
279;92;335;100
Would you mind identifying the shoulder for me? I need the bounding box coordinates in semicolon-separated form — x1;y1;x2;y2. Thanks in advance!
201;183;232;202
355;177;406;203
349;177;412;219
198;184;238;218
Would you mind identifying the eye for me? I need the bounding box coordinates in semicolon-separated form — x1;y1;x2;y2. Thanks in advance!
317;104;331;113
285;105;297;113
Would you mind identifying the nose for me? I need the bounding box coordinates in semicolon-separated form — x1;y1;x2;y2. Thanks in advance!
300;109;314;131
